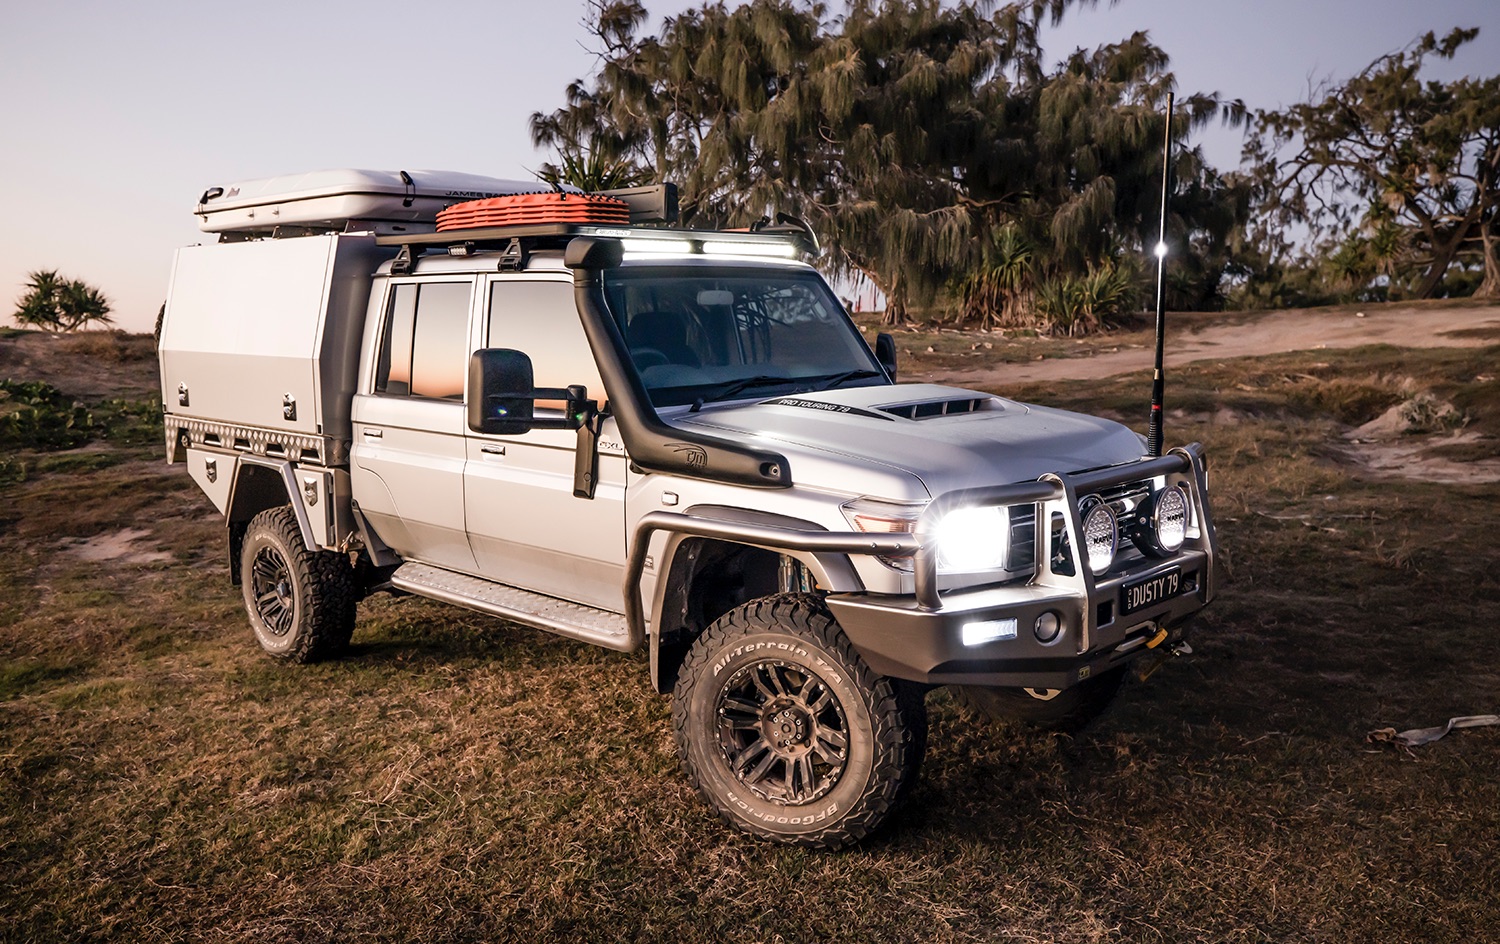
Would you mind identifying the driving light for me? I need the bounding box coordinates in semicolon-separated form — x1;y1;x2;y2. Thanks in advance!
961;618;1017;647
1080;497;1118;576
1153;484;1188;552
934;505;1008;573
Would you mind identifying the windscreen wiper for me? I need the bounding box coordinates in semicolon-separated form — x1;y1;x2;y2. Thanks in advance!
810;368;885;391
689;374;796;412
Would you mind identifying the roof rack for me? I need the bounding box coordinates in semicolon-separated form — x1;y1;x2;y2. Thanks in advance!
376;222;815;274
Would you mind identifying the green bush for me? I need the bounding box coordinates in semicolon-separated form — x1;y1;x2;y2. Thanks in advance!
0;380;94;450
0;380;162;452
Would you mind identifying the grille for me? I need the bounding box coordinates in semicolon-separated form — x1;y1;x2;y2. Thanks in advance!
1008;505;1037;572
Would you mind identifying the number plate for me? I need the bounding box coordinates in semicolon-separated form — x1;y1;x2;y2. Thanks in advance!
1121;566;1183;615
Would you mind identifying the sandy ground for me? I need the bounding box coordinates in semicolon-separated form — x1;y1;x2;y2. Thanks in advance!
925;302;1500;388
65;527;172;564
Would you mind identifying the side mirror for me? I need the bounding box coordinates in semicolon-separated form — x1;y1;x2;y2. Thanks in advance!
468;349;595;436
468;349;536;435
875;332;898;383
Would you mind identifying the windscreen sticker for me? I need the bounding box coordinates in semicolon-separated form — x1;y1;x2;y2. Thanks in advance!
766;397;894;421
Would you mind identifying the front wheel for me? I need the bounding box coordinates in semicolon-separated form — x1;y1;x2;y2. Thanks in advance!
672;594;923;849
240;506;356;662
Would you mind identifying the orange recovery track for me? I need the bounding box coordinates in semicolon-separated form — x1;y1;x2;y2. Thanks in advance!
436;191;630;231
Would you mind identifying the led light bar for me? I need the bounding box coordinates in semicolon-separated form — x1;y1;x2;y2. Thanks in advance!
700;240;800;258
621;238;695;254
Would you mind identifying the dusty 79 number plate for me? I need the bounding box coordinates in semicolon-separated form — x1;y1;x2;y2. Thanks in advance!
1121;566;1182;615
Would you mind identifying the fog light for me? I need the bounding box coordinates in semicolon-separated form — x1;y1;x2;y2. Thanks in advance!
1154;484;1188;552
1081;497;1118;575
961;618;1017;647
1034;611;1062;643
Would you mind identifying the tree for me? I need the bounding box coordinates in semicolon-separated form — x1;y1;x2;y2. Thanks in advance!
12;270;113;332
533;0;1248;329
1249;28;1500;299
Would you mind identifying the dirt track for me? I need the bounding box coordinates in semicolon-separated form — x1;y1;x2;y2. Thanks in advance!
925;302;1500;388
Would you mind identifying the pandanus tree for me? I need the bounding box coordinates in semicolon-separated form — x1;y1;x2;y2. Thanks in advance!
12;270;113;332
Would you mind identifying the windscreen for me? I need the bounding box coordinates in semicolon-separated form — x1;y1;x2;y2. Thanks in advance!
602;266;887;407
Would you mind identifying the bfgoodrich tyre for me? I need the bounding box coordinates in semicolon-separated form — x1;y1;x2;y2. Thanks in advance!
672;594;922;849
240;506;356;662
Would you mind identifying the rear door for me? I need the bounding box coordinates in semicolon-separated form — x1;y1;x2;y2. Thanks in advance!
351;277;479;572
463;277;628;610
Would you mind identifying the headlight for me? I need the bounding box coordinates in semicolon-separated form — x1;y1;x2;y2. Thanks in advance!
934;505;1008;573
1080;496;1118;576
1153;484;1188;552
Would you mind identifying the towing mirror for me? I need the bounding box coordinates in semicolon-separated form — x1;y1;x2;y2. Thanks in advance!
875;332;898;382
469;349;537;435
468;349;594;436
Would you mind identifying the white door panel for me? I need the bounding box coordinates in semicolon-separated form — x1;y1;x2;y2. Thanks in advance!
352;393;475;571
465;421;627;609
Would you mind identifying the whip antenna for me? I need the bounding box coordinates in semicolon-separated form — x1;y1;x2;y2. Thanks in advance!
1147;92;1174;458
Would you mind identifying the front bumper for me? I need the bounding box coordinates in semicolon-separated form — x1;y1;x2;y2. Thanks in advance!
828;443;1217;690
826;549;1210;687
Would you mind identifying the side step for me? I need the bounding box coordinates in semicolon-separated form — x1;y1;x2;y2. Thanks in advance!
389;562;637;653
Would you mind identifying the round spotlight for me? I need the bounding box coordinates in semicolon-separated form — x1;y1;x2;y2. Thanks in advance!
1153;485;1188;553
1034;611;1062;644
1080;497;1118;576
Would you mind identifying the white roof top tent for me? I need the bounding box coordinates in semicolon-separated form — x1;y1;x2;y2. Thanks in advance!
193;168;544;237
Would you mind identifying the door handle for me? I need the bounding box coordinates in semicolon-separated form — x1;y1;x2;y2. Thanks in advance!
362;428;383;438
481;445;505;456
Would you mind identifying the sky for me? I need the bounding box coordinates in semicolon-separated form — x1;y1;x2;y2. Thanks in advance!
2;0;1497;333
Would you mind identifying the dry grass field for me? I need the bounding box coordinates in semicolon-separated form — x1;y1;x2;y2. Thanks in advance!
2;309;1498;943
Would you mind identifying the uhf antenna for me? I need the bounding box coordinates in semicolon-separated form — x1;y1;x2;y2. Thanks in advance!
1147;92;1175;458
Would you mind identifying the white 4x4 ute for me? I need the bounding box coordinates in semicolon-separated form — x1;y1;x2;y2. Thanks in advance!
160;170;1217;848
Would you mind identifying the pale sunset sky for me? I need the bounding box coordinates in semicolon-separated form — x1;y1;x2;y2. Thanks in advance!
2;0;1497;332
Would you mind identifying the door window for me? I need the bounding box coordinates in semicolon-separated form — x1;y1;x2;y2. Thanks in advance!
486;281;603;402
375;281;472;400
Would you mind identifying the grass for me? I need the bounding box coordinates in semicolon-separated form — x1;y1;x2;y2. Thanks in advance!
2;332;1498;942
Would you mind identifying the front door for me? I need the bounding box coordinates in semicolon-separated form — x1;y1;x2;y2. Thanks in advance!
463;277;628;610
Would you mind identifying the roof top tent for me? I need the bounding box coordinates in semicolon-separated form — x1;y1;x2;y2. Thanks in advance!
194;168;547;238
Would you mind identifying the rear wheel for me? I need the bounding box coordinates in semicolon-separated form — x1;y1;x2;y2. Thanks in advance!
240;506;356;662
672;594;923;849
955;667;1126;733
